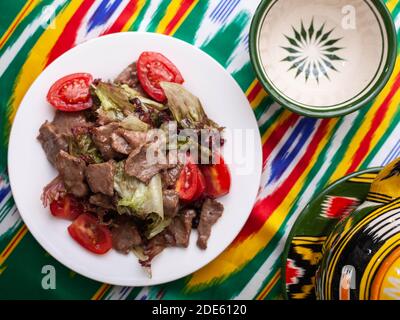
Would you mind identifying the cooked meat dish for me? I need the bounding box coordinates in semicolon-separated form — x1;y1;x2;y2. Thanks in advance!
38;51;231;275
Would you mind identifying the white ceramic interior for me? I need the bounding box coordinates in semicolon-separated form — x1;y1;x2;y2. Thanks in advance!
256;0;390;111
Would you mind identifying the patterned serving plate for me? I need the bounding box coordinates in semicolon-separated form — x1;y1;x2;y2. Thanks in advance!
282;168;381;299
249;0;397;117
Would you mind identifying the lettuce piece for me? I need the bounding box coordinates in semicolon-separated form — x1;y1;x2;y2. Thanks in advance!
114;162;164;219
160;82;220;129
145;214;171;239
121;84;167;111
93;83;126;122
120;115;149;132
68;130;103;164
92;82;150;130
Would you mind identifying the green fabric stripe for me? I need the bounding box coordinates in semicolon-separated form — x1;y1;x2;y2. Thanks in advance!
0;232;102;299
251;257;281;299
201;11;250;68
172;0;209;43
129;0;152;31
0;197;14;221
125;286;143;300
145;0;171;32
0;0;27;39
258;106;283;135
254;96;275;121
232;62;258;92
0;0;67;173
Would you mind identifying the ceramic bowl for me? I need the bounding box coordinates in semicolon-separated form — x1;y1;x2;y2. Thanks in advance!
250;0;397;118
283;158;400;300
283;168;380;300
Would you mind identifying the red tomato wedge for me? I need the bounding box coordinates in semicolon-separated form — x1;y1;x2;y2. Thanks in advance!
200;154;231;198
176;163;199;201
193;167;206;201
47;73;93;111
68;214;112;255
50;194;83;220
137;51;184;102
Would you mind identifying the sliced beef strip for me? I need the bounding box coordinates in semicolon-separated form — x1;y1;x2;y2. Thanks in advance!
141;233;168;269
114;62;145;94
91;122;121;160
55;150;88;197
110;128;146;155
161;164;183;189
140;209;195;268
112;220;142;254
164;209;195;247
110;131;131;155
121;129;147;149
162;190;179;218
197;198;224;249
89;193;115;210
37;121;68;166
125;145;169;183
52;111;91;136
85;161;115;196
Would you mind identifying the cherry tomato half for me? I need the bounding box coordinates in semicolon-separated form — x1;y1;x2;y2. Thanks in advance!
47;73;93;111
176;163;199;201
192;166;206;201
49;194;83;220
68;214;112;255
137;51;184;102
200;154;231;198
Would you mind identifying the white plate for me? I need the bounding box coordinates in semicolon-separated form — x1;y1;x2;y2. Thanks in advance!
8;32;262;286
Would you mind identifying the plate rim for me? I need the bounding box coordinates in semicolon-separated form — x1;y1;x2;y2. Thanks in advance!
281;167;382;299
249;0;397;118
7;31;263;286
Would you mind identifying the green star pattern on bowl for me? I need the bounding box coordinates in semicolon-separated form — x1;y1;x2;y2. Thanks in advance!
281;19;345;83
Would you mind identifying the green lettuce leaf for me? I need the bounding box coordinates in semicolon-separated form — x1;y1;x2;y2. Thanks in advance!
120;115;149;132
145;214;171;239
114;162;164;219
92;82;150;129
68;131;103;164
160;82;220;129
121;84;167;111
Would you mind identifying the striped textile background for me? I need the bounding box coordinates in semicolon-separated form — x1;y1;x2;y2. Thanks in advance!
0;0;399;300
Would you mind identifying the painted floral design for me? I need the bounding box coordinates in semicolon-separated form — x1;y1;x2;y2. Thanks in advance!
281;19;345;83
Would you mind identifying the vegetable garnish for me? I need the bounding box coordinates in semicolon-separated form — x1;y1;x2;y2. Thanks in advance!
176;163;201;201
137;51;184;102
50;194;83;220
201;154;231;199
68;214;112;254
47;73;93;111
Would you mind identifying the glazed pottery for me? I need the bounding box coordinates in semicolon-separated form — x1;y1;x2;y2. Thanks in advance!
250;0;397;117
283;168;379;299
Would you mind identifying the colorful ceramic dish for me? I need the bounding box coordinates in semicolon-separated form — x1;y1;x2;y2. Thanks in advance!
316;159;400;300
250;0;397;117
283;168;380;299
284;158;400;300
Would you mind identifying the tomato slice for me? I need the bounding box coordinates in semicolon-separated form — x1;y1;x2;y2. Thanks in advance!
176;163;199;201
137;51;184;102
193;167;206;201
47;73;93;111
49;194;83;220
68;214;112;254
200;154;231;198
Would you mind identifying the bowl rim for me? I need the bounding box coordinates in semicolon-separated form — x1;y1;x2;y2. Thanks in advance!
249;0;397;118
281;167;382;300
